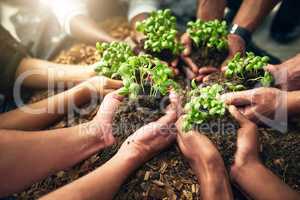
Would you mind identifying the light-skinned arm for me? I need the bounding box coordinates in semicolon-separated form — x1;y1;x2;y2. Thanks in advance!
0;91;122;197
39;92;180;200
0;77;122;131
16;58;98;89
228;106;300;200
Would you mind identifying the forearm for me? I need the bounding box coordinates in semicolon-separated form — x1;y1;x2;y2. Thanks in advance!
197;0;226;20
231;160;299;200
16;58;96;89
69;15;118;45
192;158;233;200
0;123;103;197
287;91;300;116
233;0;281;32
0;81;97;130
41;152;139;200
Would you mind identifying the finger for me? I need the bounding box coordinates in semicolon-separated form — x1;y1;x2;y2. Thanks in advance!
195;75;205;82
228;105;252;127
221;91;252;106
103;89;114;95
198;66;219;75
221;65;227;72
171;58;179;68
202;74;212;83
181;56;199;74
263;64;277;74
169;90;183;117
156;111;177;126
106;79;123;89
182;65;196;80
98;90;124;123
181;34;192;56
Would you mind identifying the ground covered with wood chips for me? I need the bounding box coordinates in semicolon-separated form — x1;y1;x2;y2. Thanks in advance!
15;18;300;200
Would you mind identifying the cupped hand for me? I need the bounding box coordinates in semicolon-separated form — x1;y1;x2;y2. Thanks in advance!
221;87;285;123
220;34;246;72
175;117;223;169
117;91;181;165
89;90;124;148
265;54;300;91
228;106;259;167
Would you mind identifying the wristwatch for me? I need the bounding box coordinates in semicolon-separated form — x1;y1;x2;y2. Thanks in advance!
229;24;252;45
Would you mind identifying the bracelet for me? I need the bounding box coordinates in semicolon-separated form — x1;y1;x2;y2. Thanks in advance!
229;24;252;45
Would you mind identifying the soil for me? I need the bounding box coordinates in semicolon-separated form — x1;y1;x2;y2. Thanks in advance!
190;42;228;68
15;19;300;200
135;39;177;63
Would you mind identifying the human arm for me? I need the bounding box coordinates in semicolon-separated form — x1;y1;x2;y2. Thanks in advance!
128;0;158;44
265;54;300;91
221;87;300;122
39;92;179;200
0;77;122;131
48;0;118;44
175;118;233;200
221;0;282;67
16;58;99;89
228;105;300;200
0;91;122;197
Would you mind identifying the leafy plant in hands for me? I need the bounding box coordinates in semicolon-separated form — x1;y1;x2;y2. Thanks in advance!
118;55;179;99
95;42;134;78
136;9;183;55
225;52;274;87
187;19;228;52
183;82;226;131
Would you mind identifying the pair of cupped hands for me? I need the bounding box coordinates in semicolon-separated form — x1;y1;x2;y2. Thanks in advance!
87;88;259;172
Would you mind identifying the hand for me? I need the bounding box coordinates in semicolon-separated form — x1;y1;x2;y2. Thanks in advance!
89;90;124;148
265;54;300;91
228;106;259;168
180;33;224;82
221;87;285;123
221;34;246;71
175;117;223;170
84;76;123;96
117;92;181;165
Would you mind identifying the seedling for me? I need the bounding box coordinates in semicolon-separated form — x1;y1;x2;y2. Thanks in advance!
225;52;274;87
118;55;179;99
187;19;228;51
186;19;229;68
183;82;226;131
95;42;134;78
136;9;183;56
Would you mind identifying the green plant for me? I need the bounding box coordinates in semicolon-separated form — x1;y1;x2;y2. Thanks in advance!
95;42;134;78
118;55;179;99
182;82;226;131
136;9;183;55
187;19;228;51
225;52;273;87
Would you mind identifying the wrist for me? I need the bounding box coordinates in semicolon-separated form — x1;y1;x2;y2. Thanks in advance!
229;24;251;46
287;91;300;115
115;147;143;171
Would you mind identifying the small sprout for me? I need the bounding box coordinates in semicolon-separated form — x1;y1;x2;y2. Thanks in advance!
183;84;226;132
136;9;183;55
94;42;134;78
187;19;228;51
225;52;274;87
117;55;180;99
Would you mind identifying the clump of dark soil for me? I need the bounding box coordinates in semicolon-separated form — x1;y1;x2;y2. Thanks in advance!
134;40;177;64
190;44;228;68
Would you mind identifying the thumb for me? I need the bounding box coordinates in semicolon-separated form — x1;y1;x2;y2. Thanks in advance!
264;64;277;75
221;91;252;106
228;105;251;127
